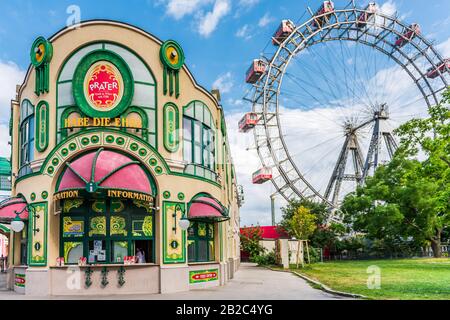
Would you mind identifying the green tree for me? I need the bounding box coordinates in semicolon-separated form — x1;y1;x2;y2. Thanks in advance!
342;88;450;258
289;206;317;240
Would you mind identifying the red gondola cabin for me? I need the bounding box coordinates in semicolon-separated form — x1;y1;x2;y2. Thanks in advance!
426;59;450;79
245;59;266;84
272;20;295;45
395;23;421;47
356;3;377;28
239;112;258;132
311;1;335;29
252;167;272;184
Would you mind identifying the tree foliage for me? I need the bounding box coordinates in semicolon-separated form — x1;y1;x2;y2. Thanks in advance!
341;88;450;258
289;206;317;240
240;225;265;261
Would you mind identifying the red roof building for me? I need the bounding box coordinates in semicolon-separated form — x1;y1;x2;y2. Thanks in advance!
240;226;289;240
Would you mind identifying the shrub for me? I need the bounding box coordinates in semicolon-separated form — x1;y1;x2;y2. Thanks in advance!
253;249;276;266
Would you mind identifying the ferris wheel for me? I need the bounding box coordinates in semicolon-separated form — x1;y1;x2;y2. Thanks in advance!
240;1;449;220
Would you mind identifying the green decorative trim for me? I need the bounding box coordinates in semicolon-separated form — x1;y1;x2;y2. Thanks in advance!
133;200;154;214
28;202;48;266
118;266;126;287
163;103;180;152
72;50;134;119
30;193;36;201
0;224;10;233
110;216;127;236
30;37;52;95
41;191;48;199
163;191;171;199
162;201;186;264
30;36;53;67
160;40;184;98
35;101;49;152
177;192;185;201
89;216;107;236
160;40;185;70
143;216;153;237
63;199;84;213
85;267;93;288
101;267;109;287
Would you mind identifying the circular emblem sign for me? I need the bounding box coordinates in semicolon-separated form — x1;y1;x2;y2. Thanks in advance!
84;61;124;111
73;50;134;119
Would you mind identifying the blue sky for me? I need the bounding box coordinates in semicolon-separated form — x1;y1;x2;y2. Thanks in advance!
0;0;449;225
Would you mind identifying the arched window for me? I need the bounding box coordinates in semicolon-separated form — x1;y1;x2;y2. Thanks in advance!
183;101;216;172
56;42;157;146
19;100;35;177
121;107;149;141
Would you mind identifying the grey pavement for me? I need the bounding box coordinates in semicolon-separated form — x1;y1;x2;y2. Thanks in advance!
0;263;349;300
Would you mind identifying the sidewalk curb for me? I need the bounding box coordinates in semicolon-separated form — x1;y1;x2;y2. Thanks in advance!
265;266;368;299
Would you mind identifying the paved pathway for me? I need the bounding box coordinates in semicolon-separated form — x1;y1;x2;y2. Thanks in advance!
0;263;349;300
0;273;6;291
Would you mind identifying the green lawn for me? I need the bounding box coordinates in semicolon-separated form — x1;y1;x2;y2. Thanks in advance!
288;258;450;300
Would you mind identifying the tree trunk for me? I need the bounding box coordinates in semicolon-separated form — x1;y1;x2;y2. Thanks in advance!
430;229;442;258
430;240;441;258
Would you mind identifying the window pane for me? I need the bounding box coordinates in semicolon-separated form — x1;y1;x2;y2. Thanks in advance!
64;242;83;264
63;217;84;237
194;122;201;143
188;240;196;262
195;103;203;122
194;145;201;164
57;82;76;106
88;240;106;263
197;240;208;261
185;105;194;117
183;118;192;141
111;241;128;263
131;83;156;108
183;143;192;163
209;240;214;261
105;44;155;84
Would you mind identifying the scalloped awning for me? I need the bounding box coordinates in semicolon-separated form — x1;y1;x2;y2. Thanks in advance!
55;148;154;201
188;195;229;222
0;197;28;222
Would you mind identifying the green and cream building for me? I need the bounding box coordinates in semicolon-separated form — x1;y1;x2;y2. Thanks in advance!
3;20;241;296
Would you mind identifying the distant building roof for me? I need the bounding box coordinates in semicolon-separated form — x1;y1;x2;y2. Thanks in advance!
240;226;289;240
0;158;10;176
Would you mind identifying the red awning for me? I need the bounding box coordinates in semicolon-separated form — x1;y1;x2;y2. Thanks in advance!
57;148;154;196
0;197;29;222
188;195;229;222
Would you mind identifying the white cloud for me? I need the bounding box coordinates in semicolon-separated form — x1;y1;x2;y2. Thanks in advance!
0;60;23;159
198;0;231;37
0;125;10;158
235;24;252;40
164;0;211;20
379;0;397;16
258;13;274;28
212;72;234;93
436;37;450;56
0;61;24;123
238;0;259;9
